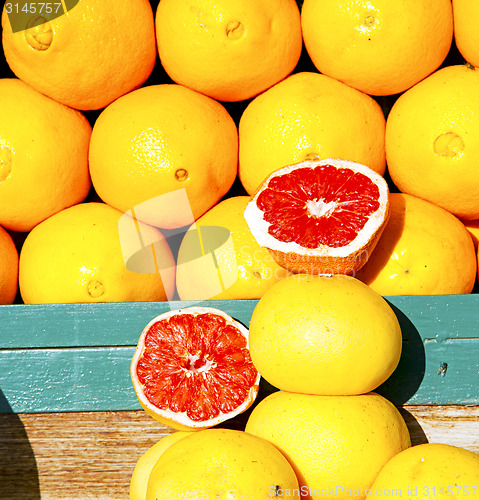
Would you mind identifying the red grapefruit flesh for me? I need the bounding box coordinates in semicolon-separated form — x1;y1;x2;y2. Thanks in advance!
130;307;260;431
244;158;390;275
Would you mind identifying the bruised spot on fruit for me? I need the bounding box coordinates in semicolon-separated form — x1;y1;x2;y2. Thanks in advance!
252;271;262;279
0;146;12;182
25;17;53;51
434;132;464;158
87;280;104;298
226;21;244;40
175;168;189;181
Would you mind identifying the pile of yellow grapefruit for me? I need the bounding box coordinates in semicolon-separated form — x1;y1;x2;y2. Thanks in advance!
129;276;479;497
0;0;478;302
1;0;479;497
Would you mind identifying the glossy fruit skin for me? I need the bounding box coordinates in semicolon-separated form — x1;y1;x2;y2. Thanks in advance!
1;0;156;110
19;202;175;304
301;0;453;96
370;443;479;498
357;193;477;296
0;225;18;304
386;65;479;220
89;84;238;230
248;274;402;396
453;0;479;68
129;432;193;500
146;428;300;500
245;391;411;500
239;72;386;196
176;196;291;301
0;79;91;233
155;0;302;102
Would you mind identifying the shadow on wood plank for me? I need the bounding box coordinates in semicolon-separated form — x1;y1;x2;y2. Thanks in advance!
376;302;426;405
0;391;40;500
399;408;429;446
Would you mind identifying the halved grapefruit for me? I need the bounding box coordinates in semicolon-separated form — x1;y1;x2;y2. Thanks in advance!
244;158;390;275
131;307;260;431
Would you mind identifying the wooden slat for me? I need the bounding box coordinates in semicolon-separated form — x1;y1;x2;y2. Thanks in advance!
0;407;477;500
1;295;479;348
0;300;258;348
1;296;479;412
0;347;139;413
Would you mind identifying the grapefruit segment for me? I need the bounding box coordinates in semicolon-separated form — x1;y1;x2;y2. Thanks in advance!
244;158;390;275
131;307;260;431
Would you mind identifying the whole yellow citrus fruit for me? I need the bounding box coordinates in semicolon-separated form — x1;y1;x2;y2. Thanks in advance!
301;0;453;96
453;0;479;68
386;64;479;220
356;193;477;296
248;274;402;396
0;225;18;305
1;0;156;110
0;78;91;233
239;72;386;195
130;432;193;500
19;202;175;304
175;196;291;301
89;84;238;230
245;391;411;500
370;443;479;499
155;0;302;102
146;428;300;499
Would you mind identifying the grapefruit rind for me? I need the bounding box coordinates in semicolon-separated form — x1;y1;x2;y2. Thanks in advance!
244;158;390;275
130;306;261;431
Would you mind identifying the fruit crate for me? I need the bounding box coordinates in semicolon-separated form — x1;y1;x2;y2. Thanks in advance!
1;296;479;499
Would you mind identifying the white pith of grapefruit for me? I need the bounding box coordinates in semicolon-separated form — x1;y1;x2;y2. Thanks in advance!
244;158;390;274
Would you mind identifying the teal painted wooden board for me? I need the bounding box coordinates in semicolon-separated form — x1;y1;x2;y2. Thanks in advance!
0;296;478;413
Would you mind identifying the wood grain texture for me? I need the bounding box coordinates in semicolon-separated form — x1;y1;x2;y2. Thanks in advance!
0;407;478;500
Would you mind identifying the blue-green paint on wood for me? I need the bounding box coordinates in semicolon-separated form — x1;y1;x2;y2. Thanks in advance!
0;296;478;413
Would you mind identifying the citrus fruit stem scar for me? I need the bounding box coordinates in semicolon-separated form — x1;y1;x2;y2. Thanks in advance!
25;17;53;51
87;280;105;298
226;21;244;40
0;146;12;182
433;132;464;158
175;168;188;181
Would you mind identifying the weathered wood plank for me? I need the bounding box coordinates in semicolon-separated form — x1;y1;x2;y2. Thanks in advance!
1;295;478;348
0;407;477;500
1;297;478;412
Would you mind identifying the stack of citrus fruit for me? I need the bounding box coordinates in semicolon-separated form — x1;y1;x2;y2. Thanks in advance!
0;0;478;302
129;275;479;497
245;274;411;497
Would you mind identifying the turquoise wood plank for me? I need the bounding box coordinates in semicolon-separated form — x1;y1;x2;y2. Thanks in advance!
0;296;478;412
0;347;140;413
0;300;258;348
1;295;478;348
